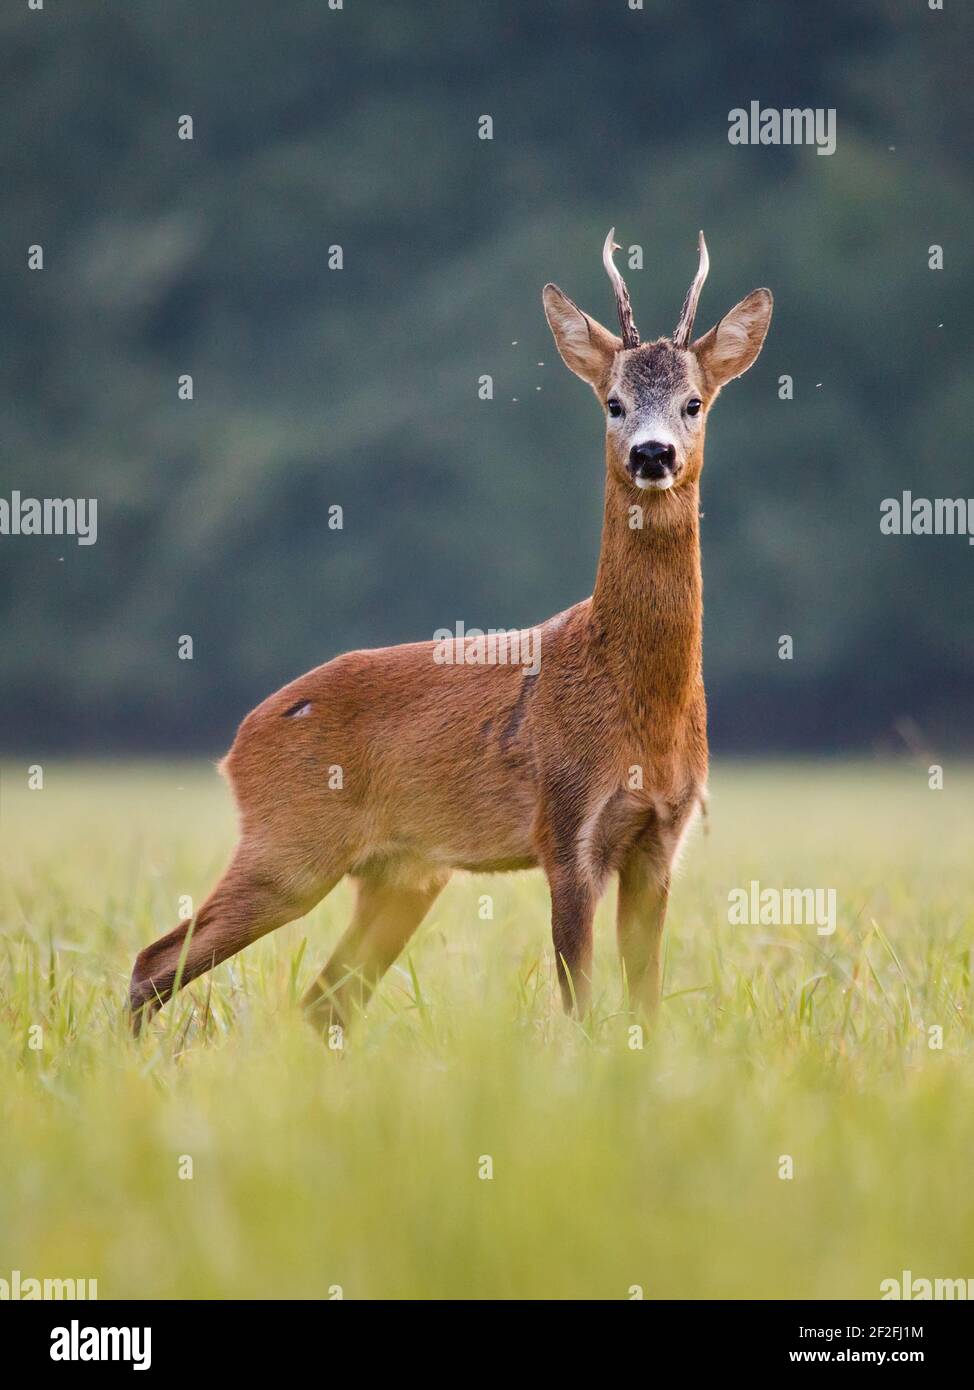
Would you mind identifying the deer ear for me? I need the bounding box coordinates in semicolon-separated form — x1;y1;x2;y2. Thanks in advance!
693;288;773;392
543;284;620;391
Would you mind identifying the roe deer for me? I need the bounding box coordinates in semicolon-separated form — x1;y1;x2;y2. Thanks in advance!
129;230;772;1034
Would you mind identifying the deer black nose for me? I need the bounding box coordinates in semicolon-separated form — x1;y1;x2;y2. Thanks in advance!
628;440;676;481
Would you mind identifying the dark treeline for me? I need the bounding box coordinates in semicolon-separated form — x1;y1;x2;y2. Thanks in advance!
1;1;971;754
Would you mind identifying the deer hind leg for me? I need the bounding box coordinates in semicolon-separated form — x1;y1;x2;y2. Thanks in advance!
302;870;449;1035
129;848;341;1034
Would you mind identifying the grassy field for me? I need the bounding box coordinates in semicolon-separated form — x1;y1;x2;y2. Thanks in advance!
1;759;972;1300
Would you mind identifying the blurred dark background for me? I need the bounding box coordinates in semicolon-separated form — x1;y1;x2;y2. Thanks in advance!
1;0;971;755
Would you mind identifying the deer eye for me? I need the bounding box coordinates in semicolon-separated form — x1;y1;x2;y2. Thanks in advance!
685;398;702;417
607;398;624;418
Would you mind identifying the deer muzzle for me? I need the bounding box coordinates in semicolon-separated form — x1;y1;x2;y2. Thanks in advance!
628;439;676;490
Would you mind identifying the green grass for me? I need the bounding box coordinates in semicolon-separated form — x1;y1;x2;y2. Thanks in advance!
1;759;972;1300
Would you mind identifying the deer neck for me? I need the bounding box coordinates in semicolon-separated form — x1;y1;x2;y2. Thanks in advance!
590;471;703;728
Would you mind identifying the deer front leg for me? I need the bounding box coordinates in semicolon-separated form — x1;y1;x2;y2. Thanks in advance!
536;784;603;1017
544;863;597;1017
616;847;670;1019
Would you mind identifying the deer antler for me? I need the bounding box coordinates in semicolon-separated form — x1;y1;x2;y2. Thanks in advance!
672;230;710;349
602;228;640;350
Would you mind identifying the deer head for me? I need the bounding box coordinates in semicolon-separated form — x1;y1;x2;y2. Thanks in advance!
543;230;772;492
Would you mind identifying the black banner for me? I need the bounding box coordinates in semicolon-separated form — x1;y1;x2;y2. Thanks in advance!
3;1299;967;1373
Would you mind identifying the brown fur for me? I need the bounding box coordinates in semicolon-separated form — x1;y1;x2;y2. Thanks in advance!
129;239;772;1033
